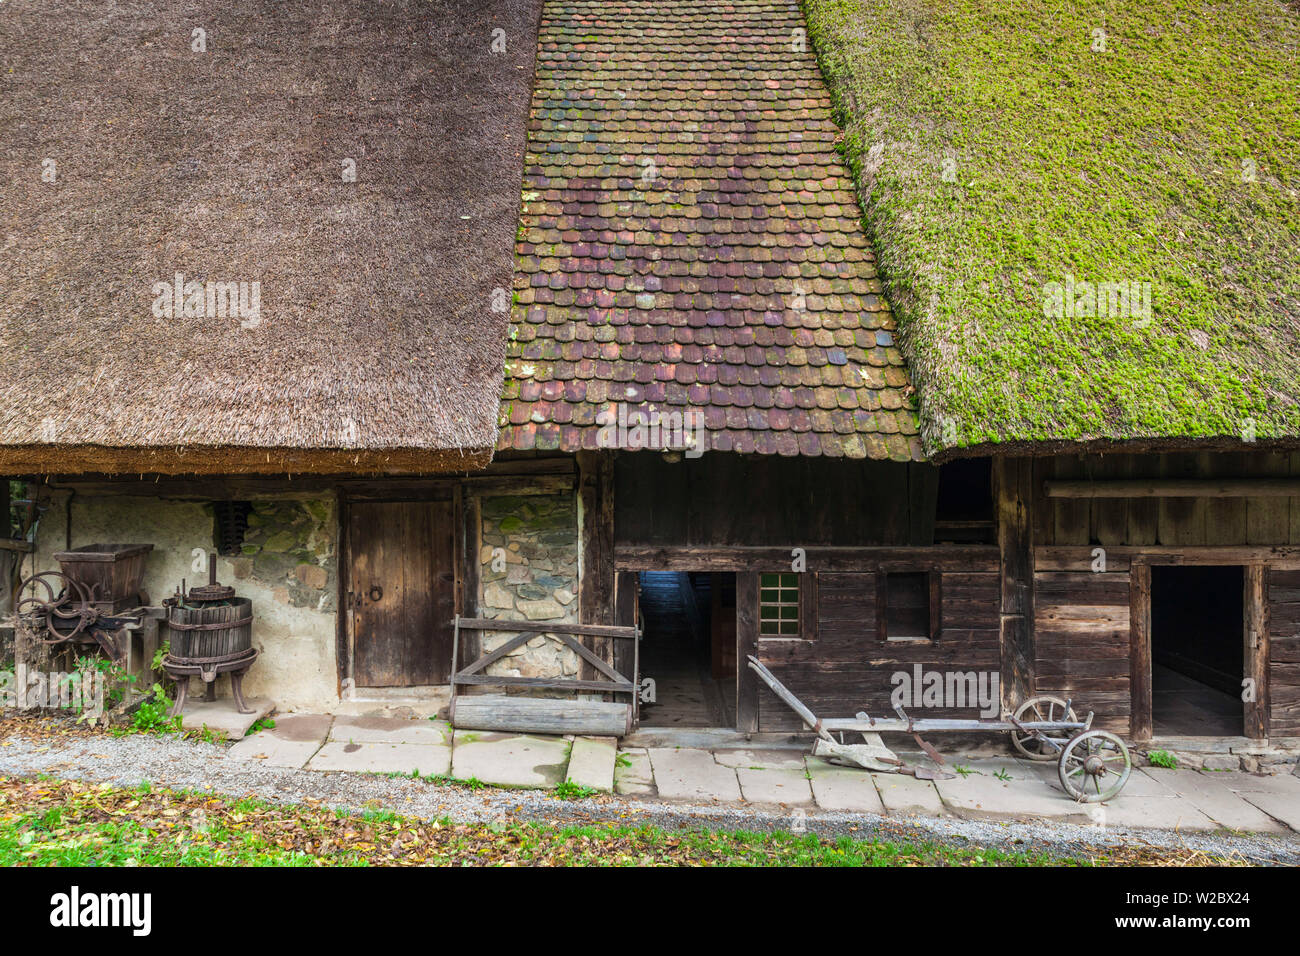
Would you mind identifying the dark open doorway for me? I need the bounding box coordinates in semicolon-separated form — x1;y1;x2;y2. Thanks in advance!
636;571;736;727
1150;565;1243;736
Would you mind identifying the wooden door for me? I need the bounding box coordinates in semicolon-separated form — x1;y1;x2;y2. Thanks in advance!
347;500;455;687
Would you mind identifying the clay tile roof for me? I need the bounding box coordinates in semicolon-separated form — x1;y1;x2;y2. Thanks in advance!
498;0;922;461
0;0;542;475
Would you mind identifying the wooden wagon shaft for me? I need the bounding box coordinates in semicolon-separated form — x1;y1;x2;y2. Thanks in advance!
818;717;1090;733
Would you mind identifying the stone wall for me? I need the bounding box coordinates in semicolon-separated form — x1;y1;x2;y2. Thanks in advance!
477;492;580;680
29;490;339;711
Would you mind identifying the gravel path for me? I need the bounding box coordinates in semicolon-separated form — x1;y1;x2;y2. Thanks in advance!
2;730;1298;864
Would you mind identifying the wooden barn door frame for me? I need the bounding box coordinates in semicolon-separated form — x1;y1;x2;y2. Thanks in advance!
1129;553;1270;742
613;564;752;732
335;485;463;695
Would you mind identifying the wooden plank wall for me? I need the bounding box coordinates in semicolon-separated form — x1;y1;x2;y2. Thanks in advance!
755;570;1000;731
615;454;936;547
1269;569;1300;737
1035;451;1300;547
1031;570;1132;733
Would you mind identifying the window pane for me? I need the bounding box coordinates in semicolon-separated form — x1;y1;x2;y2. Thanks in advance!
885;572;931;641
759;574;800;637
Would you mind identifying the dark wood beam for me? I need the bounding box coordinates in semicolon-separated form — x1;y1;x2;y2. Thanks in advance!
615;544;999;573
994;458;1035;709
1128;562;1153;742
1045;479;1300;498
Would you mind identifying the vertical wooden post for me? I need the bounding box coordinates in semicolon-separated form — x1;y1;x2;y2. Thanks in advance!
577;451;616;679
335;491;350;697
994;457;1035;710
736;572;759;733
1128;560;1153;742
1244;563;1270;740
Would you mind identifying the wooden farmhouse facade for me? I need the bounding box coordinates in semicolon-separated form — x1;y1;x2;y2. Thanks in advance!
1;0;1296;752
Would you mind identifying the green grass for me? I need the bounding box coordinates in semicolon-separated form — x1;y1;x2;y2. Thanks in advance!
0;774;1117;867
803;0;1299;451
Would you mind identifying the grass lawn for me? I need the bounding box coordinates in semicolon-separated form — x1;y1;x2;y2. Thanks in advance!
803;0;1298;451
0;774;1246;867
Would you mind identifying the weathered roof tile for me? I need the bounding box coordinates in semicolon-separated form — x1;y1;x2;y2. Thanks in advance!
498;0;919;458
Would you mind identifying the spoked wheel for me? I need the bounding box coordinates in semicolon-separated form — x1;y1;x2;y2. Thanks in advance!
1010;695;1080;760
14;571;94;642
1058;730;1131;803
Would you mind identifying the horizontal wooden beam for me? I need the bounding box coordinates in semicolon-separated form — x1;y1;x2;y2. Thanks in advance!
0;538;33;553
615;545;1000;572
1035;545;1300;572
1044;479;1300;499
461;474;574;497
451;674;635;694
453;617;638;639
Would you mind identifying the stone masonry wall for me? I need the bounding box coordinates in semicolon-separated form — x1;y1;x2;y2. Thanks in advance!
477;493;580;680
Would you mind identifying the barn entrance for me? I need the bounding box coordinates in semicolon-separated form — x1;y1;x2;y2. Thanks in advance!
635;571;737;727
1150;565;1243;736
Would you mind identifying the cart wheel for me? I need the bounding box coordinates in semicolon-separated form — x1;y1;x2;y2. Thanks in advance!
1058;730;1131;803
1010;695;1079;760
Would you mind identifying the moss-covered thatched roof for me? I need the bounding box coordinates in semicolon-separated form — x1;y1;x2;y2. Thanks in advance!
804;0;1299;459
0;0;541;475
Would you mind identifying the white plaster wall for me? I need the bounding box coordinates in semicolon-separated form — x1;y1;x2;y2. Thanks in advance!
29;491;339;711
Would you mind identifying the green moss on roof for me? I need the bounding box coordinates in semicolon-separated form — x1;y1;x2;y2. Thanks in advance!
803;0;1299;455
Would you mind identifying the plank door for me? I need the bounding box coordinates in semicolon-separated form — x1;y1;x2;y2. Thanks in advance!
347;500;455;687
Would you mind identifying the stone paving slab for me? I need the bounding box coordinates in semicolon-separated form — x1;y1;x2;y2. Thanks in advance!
227;713;331;769
330;715;450;746
736;766;814;807
1100;797;1220;831
307;741;451;777
933;759;1093;823
1139;769;1289;833
1223;771;1300;794
713;748;807;771
871;771;948;817
451;731;570;788
614;748;655;796
805;757;885;813
647;748;741;803
1238;791;1300;831
566;736;616;792
179;698;275;741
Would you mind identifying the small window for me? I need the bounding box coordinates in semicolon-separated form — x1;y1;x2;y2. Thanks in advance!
213;501;253;556
759;572;800;636
880;572;938;642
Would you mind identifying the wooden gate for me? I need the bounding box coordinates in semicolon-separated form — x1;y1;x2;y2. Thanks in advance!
346;500;455;687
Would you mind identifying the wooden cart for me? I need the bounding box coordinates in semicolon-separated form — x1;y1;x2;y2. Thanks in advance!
748;656;1132;802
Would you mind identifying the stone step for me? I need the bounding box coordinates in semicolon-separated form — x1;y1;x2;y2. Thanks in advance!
566;736;617;792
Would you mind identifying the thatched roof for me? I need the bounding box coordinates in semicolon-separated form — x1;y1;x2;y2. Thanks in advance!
0;0;542;475
804;0;1300;460
497;0;923;461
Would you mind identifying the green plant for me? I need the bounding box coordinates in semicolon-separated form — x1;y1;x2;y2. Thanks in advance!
245;717;276;736
1147;750;1178;769
993;768;1012;782
132;683;181;735
615;752;633;770
953;765;977;777
151;642;170;673
189;725;223;744
554;781;598;800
